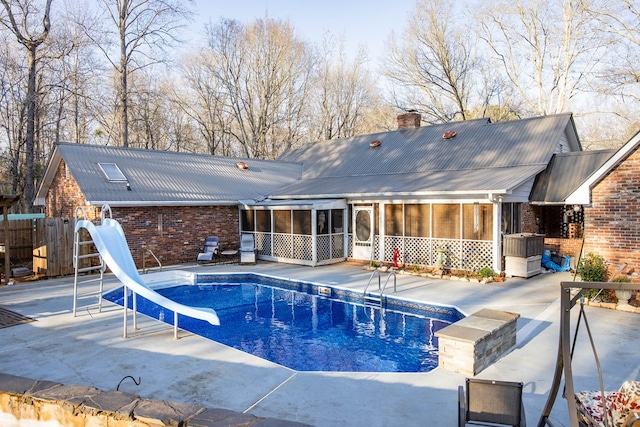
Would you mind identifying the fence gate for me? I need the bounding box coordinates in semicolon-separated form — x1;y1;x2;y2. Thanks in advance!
34;218;75;277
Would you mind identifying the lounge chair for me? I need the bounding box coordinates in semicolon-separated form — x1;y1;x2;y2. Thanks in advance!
239;233;256;264
197;236;219;263
459;378;526;426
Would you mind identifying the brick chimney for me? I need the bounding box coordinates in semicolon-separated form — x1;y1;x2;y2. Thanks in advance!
397;111;421;129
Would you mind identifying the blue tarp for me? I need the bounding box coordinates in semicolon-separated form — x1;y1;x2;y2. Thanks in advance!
541;249;571;272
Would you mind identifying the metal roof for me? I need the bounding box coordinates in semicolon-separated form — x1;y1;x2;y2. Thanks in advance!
274;114;578;198
531;149;616;204
36;114;582;207
37;143;302;206
270;166;545;199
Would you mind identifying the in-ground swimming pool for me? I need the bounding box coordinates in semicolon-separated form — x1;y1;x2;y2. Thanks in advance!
103;273;464;372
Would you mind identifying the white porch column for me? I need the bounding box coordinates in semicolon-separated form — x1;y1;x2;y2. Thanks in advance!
311;208;317;266
379;202;385;262
492;200;503;272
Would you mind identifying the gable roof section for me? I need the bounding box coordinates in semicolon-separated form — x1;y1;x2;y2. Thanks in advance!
565;130;640;205
272;114;579;199
529;150;616;205
35;143;302;207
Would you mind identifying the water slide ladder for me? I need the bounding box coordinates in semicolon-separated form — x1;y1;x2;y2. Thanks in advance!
363;269;397;310
72;206;106;317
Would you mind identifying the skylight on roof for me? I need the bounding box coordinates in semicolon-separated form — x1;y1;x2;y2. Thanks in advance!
98;163;127;182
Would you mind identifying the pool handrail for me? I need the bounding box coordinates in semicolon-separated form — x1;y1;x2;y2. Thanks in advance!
363;269;397;309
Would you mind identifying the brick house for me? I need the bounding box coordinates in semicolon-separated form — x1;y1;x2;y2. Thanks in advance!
564;130;640;276
35;144;302;267
528;149;616;262
36;113;614;274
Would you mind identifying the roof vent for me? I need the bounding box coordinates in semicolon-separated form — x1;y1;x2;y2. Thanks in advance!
236;161;248;170
443;130;456;139
369;140;381;148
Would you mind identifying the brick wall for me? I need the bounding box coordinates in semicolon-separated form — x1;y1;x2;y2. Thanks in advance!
397;112;421;129
46;160;90;219
45;160;240;268
521;203;538;233
543;238;583;259
520;203;583;260
111;205;239;267
585;147;640;275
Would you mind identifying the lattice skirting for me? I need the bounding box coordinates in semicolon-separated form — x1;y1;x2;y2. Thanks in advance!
252;232;492;270
382;237;493;270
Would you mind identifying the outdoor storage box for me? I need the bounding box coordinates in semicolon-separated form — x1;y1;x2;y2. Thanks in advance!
503;234;545;258
505;255;541;278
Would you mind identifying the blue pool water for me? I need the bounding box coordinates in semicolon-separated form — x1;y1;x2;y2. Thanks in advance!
103;274;463;372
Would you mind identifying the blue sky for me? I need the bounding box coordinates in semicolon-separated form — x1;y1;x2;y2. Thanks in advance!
189;0;417;61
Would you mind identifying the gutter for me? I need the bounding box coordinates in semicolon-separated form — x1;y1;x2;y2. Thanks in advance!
268;189;511;200
86;200;243;207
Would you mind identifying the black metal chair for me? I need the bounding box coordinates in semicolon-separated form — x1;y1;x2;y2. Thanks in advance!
459;378;526;427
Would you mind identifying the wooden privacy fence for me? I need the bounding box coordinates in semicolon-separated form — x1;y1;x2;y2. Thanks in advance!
33;218;75;277
0;219;37;263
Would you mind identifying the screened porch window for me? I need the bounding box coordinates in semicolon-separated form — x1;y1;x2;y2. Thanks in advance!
317;210;329;235
256;210;271;232
433;204;460;239
405;204;430;237
385;204;403;236
274;210;292;233
293;210;311;235
463;203;493;240
241;210;254;231
331;209;343;233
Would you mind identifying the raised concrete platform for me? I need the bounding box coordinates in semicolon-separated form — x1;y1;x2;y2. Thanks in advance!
435;308;520;376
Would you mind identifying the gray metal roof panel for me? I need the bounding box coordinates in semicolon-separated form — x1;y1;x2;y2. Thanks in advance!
278;114;573;181
530;149;616;204
269;165;545;199
55;143;302;204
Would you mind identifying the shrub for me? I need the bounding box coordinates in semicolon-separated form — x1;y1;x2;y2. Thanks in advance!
477;267;496;278
577;252;607;282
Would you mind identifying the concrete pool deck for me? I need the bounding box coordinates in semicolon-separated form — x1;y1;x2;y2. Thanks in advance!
1;261;639;426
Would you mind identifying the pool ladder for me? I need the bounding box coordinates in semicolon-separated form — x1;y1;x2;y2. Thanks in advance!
363;270;397;310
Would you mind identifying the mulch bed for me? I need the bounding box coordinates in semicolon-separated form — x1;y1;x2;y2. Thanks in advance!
0;307;35;329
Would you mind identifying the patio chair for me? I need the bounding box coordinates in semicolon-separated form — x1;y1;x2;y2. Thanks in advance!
196;236;219;263
459;378;526;427
239;233;256;264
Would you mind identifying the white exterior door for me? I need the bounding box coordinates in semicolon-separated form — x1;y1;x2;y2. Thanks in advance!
352;206;374;260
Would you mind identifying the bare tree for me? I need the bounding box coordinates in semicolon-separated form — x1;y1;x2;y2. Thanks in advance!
477;0;607;116
0;0;52;211
205;17;315;159
0;30;27;196
85;0;192;147
384;0;478;123
179;49;235;155
312;35;378;140
587;0;640;107
48;0;104;145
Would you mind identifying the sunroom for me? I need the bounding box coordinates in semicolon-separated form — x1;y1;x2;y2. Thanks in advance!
349;199;522;273
239;199;347;266
240;196;523;272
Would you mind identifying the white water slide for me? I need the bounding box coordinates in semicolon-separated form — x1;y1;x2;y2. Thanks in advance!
74;208;219;338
